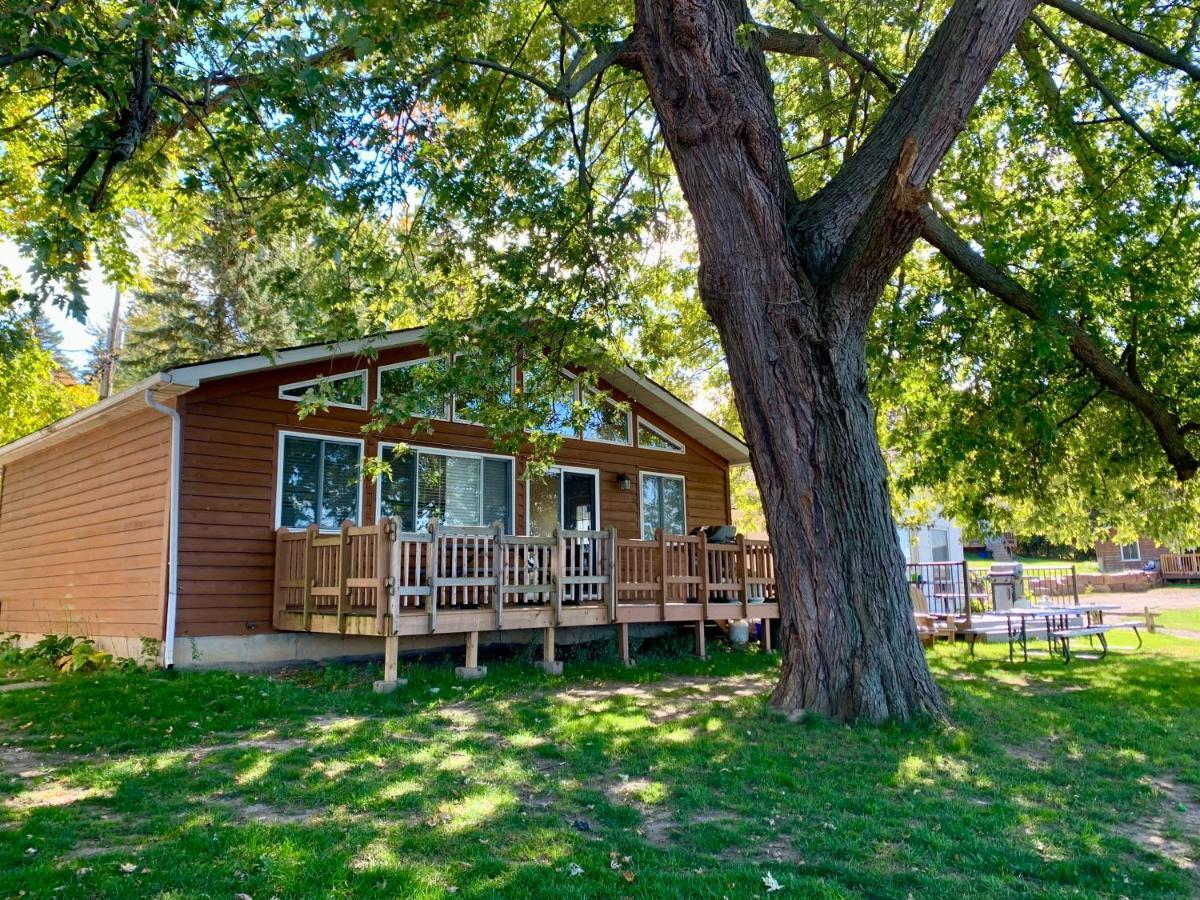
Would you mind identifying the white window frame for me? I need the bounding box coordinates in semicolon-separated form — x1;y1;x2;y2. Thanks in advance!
1119;541;1141;562
451;365;518;426
636;417;685;454
377;442;516;532
525;464;601;536
376;357;451;421
274;429;366;531
639;471;687;540
277;369;368;411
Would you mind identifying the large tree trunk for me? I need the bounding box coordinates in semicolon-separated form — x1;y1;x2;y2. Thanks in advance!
632;0;1034;721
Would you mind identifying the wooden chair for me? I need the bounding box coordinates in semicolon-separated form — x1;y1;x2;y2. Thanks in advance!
910;584;957;645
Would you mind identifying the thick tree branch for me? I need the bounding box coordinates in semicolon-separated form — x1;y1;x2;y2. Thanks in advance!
799;0;1037;284
0;44;66;68
919;205;1199;480
755;24;825;58
1041;0;1200;81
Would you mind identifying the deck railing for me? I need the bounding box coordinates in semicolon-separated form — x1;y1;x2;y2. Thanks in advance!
1161;553;1200;580
904;561;1081;622
273;520;777;636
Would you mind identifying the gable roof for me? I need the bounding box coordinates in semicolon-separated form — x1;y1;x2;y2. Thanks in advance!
0;328;751;466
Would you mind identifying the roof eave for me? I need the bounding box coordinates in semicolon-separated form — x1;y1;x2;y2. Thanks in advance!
0;373;184;466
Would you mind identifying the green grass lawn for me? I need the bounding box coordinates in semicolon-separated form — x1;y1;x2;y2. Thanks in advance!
967;556;1101;574
1;631;1198;898
1156;608;1200;632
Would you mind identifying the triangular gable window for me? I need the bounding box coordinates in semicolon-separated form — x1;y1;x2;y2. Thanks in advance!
637;419;684;453
279;370;368;410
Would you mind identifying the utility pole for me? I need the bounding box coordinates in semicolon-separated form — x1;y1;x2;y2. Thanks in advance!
98;288;122;400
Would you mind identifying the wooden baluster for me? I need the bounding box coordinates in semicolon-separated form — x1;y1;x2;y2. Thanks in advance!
428;519;441;632
658;529;668;621
302;524;318;630
493;521;504;629
607;527;618;622
376;518;392;635
738;533;749;618
553;526;564;624
337;520;352;633
272;527;287;629
698;529;709;621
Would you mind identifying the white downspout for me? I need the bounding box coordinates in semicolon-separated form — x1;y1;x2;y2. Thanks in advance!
145;388;181;668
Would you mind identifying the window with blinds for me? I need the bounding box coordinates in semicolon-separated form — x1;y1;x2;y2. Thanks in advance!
277;433;363;529
380;445;513;532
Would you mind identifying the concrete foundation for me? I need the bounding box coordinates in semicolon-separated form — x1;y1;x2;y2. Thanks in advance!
372;679;407;693
146;622;682;670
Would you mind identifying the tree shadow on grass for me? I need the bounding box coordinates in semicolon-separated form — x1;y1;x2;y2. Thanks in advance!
0;640;1195;897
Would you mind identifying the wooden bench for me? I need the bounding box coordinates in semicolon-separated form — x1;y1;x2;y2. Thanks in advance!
1051;623;1141;663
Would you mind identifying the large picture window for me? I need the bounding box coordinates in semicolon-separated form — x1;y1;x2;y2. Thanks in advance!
377;358;451;420
581;389;632;444
640;472;686;540
379;444;513;532
276;432;363;529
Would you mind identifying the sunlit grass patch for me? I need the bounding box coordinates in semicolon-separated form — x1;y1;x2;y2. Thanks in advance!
0;637;1196;897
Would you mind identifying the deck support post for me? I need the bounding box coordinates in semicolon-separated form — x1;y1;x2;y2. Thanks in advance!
616;622;633;667
536;626;563;675
694;621;706;659
373;635;406;693
456;630;486;679
761;619;773;653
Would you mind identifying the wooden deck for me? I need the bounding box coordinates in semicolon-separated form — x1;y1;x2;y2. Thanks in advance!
1160;553;1200;581
272;521;778;665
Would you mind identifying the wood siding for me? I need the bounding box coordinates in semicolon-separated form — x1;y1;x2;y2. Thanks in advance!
0;406;171;639
1094;536;1167;573
176;345;733;637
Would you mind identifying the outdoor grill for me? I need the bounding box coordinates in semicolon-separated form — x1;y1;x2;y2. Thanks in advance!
988;562;1025;610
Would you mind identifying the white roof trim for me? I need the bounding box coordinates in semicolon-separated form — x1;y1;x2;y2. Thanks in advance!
0;325;751;467
168;327;428;386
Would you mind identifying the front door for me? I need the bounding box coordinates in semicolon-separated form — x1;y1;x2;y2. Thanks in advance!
528;467;601;601
528;467;599;535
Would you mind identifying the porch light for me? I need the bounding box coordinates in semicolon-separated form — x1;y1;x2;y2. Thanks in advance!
616;473;633;491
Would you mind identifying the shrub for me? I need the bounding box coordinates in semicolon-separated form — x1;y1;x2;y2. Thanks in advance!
55;640;113;674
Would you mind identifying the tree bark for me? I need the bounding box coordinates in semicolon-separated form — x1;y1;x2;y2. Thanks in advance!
629;0;1034;721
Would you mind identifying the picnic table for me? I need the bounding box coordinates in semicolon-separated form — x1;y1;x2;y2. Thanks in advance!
1002;605;1140;663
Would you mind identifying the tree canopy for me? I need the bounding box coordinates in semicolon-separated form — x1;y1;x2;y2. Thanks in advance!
2;0;1196;548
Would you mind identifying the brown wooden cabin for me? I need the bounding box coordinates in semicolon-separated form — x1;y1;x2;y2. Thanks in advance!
0;327;776;672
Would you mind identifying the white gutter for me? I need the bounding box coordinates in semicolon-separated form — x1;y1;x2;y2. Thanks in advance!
144;388;181;668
